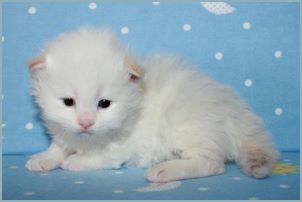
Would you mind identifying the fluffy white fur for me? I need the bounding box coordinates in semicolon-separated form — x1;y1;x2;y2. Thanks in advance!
26;27;279;182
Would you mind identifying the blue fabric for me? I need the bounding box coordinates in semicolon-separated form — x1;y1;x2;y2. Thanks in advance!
2;152;300;200
2;3;299;153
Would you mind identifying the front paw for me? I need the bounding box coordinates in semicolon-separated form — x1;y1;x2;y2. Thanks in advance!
145;164;176;183
61;154;99;171
26;153;61;172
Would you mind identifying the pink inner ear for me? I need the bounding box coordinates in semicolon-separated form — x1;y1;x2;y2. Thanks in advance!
28;55;46;70
124;55;143;78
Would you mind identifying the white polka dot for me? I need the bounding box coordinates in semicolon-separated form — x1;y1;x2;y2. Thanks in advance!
232;176;241;180
115;171;124;174
74;180;85;184
88;2;97;10
248;197;259;200
200;2;236;15
275;108;283;115
121;27;129;35
2;36;4;43
183;24;191;31
243;22;251;30
25;122;34;130
244;79;253;87
2;123;6;128
152;1;160;5
279;184;290;189
274;50;282;58
198;187;209;191
283;159;291;162
24;192;35;196
215;52;223;60
2;95;4;100
113;189;124;194
28;7;37;15
10;165;18;169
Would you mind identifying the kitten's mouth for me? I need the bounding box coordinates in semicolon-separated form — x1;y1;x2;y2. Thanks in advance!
79;129;93;136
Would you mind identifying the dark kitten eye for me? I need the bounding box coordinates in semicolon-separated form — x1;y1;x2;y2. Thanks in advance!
62;98;75;107
98;99;111;109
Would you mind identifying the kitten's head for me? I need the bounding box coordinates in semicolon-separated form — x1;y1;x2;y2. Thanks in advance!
28;27;144;137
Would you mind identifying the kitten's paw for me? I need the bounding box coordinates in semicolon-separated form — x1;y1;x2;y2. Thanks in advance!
61;154;99;171
145;163;181;183
241;148;274;178
26;153;61;172
145;159;225;182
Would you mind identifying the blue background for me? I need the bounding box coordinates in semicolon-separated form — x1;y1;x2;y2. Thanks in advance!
2;2;300;154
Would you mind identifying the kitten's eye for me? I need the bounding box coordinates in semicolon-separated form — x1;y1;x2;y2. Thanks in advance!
62;98;75;107
98;99;111;109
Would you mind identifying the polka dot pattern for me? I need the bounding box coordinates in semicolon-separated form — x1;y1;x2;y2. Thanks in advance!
215;52;223;60
232;176;241;180
274;50;282;58
2;152;299;199
24;192;35;196
183;24;191;31
275;108;283;116
74;180;85;184
113;189;124;194
198;187;209;191
121;27;129;34
279;184;290;189
28;7;37;15
243;22;251;30
244;79;253;87
25;122;34;130
201;2;236;15
89;2;97;10
152;2;160;6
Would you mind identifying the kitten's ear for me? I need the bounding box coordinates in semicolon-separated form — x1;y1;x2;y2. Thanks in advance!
28;55;46;71
124;55;144;81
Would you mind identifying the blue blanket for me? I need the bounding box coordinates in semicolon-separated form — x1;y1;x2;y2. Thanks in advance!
3;152;299;200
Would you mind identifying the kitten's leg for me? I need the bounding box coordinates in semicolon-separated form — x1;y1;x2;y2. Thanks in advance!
236;140;279;178
26;142;68;171
145;152;225;182
61;152;122;171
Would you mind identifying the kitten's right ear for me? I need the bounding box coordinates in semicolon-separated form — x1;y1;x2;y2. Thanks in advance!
28;55;46;71
124;55;144;81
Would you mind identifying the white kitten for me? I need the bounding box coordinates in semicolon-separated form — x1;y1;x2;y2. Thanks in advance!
26;27;279;182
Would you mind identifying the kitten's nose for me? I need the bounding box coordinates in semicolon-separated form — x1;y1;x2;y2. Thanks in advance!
78;117;95;130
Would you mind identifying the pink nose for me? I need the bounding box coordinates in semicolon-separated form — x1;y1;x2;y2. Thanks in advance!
78;118;95;130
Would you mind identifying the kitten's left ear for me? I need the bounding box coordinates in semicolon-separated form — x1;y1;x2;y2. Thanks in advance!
28;55;46;71
124;55;144;81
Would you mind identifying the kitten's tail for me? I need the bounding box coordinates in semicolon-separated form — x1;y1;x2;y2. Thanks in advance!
235;133;280;178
